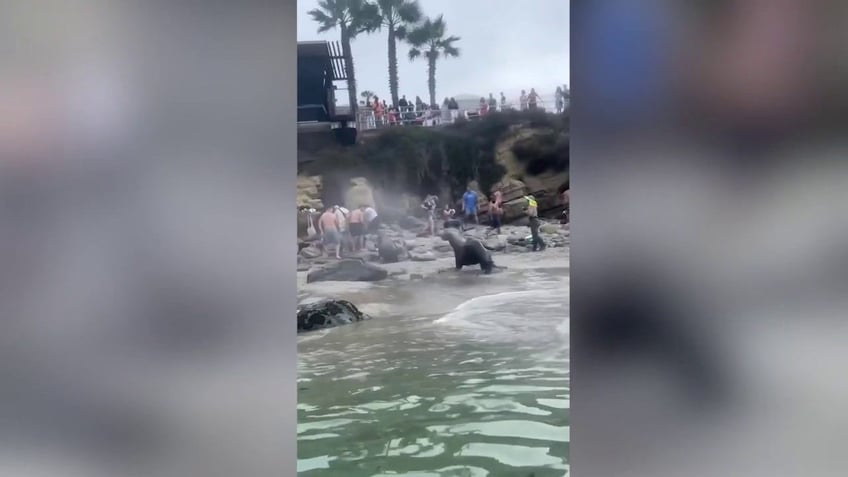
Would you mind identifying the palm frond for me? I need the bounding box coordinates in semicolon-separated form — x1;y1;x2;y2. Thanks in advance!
394;24;408;39
430;14;446;38
441;44;460;58
308;9;338;33
350;2;382;35
397;1;422;23
405;21;431;46
408;47;422;61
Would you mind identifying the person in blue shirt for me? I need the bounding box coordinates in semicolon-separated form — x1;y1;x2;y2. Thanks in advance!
461;186;479;226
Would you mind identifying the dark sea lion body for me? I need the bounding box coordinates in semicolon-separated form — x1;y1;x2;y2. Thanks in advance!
441;229;494;274
376;231;406;263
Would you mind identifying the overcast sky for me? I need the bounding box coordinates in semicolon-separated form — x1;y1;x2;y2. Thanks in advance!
297;0;569;105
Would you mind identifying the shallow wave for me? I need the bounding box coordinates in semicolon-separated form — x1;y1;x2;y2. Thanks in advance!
298;272;569;475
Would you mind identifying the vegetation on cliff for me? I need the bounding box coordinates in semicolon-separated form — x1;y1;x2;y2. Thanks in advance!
299;110;569;206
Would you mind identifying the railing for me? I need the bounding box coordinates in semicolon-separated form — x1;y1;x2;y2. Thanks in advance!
356;97;569;131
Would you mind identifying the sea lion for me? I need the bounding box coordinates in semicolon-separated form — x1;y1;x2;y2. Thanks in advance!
441;228;494;274
376;230;407;263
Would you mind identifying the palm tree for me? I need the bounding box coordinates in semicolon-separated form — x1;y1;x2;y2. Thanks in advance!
374;0;422;107
360;90;376;105
407;15;460;108
308;0;381;116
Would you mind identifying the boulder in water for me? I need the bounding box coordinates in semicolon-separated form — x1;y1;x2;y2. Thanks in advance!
306;259;389;283
297;299;371;332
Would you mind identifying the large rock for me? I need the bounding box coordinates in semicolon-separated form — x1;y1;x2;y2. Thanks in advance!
492;177;529;202
483;236;507;251
297;299;371;332
306;259;389;283
344;177;376;210
501;197;530;222
297;175;324;209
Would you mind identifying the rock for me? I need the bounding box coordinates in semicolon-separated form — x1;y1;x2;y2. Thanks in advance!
388;268;407;276
539;223;560;234
297;262;312;272
501;197;530;222
404;240;418;249
410;251;436;262
344;177;375;210
297;299;371;332
410;273;424;280
399;215;427;231
483;236;507;251
300;246;322;259
306;259;389;283
492;178;529;202
433;242;454;253
296;175;324;210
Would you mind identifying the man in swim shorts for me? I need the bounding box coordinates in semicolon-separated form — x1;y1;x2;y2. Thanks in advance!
318;206;341;259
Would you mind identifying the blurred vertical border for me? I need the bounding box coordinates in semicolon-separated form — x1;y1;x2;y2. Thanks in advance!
0;1;298;476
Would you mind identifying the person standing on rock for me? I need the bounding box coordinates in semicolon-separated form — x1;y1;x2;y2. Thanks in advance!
363;204;379;235
421;194;438;236
462;187;479;228
348;205;365;251
334;205;350;253
489;189;503;235
318;206;341;259
525;195;546;251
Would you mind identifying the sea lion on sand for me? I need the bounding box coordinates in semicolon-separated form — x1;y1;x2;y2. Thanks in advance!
376;230;406;263
441;228;494;274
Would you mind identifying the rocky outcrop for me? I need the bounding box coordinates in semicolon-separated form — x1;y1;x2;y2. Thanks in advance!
306;259;389;283
297;175;324;209
344;177;376;210
297;299;371;332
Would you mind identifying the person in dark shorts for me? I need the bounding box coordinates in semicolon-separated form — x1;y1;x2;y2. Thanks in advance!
349;205;366;251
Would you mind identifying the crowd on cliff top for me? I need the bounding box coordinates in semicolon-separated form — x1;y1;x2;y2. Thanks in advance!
359;85;569;128
299;186;569;260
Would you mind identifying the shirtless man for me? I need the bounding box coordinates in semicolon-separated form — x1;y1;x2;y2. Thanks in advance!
317;206;341;259
348;205;365;251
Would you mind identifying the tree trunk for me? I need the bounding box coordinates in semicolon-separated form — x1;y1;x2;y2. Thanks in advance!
340;27;358;117
427;52;436;108
387;26;399;107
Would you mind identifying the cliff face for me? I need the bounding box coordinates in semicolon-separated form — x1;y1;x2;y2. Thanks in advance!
296;110;568;227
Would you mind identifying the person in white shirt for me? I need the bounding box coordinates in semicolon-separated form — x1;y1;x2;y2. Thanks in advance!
363;205;379;234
